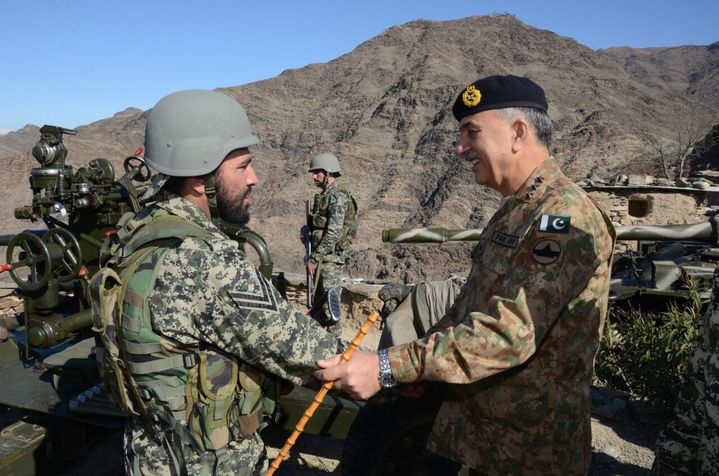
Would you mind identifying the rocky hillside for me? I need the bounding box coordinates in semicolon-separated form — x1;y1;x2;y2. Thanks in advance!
599;43;719;109
1;15;718;282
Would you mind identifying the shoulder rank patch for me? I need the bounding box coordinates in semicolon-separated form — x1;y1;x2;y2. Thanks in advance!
532;239;561;264
538;214;570;233
228;269;279;312
491;231;519;248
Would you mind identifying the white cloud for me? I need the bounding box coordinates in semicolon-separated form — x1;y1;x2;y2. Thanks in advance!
0;128;10;136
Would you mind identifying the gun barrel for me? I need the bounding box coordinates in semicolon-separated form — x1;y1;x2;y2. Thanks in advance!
382;221;719;245
615;221;717;243
0;234;14;246
27;308;93;348
382;228;483;243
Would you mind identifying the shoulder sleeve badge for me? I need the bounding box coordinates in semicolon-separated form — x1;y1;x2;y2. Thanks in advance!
538;214;571;234
532;239;561;264
462;85;482;107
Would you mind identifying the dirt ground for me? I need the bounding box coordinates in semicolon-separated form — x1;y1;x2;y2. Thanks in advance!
589;416;658;476
264;415;660;475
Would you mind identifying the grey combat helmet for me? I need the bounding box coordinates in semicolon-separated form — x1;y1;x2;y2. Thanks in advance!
308;153;342;176
144;89;259;177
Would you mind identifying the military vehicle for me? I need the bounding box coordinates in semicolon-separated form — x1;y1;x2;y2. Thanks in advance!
0;126;361;475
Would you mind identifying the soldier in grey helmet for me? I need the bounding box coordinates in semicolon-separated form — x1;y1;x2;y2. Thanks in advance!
94;90;342;475
304;153;358;339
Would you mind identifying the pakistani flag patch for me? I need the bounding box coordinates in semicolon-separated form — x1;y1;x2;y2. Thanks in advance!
538;214;571;234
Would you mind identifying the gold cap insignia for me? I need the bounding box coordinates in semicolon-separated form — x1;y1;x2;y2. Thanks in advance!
462;85;481;107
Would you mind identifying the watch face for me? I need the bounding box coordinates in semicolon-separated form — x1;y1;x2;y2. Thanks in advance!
381;374;397;388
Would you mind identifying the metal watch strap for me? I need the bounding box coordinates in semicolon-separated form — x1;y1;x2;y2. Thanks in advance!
377;348;397;388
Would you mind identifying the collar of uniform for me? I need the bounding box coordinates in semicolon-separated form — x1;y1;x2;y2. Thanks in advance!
512;156;562;203
321;181;338;194
155;195;226;239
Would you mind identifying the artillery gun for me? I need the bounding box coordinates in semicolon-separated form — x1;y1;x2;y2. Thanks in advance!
382;219;719;306
0;125;151;474
0;126;359;474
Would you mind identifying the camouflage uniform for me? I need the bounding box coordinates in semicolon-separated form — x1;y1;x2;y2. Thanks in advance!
379;278;465;347
121;194;340;475
387;157;616;474
651;267;719;475
310;182;355;338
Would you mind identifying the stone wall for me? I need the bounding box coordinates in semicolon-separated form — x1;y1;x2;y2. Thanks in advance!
587;190;707;227
587;188;711;252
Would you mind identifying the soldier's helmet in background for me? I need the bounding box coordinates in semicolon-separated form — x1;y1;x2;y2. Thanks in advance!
308;153;342;176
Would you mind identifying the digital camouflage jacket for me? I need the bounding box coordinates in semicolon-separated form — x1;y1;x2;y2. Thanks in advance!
652;266;719;475
310;182;357;264
118;195;340;475
388;157;616;475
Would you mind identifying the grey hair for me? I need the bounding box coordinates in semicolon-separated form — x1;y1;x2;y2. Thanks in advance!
495;107;552;148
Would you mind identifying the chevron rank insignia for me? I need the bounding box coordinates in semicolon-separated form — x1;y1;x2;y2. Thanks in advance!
228;269;279;312
538;214;570;234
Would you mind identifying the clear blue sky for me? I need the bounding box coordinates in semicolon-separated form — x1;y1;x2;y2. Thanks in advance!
1;0;717;134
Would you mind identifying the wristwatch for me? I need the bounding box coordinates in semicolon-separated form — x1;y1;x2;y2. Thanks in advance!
377;348;397;388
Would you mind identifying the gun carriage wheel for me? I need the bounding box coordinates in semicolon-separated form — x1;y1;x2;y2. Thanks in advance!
43;227;83;281
123;156;151;182
5;232;52;292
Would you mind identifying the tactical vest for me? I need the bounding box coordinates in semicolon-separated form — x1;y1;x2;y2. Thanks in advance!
310;185;358;252
90;211;266;469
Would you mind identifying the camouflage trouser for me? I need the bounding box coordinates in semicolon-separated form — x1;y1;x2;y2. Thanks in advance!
379;277;464;347
124;424;267;475
652;270;719;476
313;260;344;340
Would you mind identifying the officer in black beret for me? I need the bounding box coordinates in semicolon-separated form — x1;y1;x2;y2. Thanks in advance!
451;74;552;193
315;74;616;475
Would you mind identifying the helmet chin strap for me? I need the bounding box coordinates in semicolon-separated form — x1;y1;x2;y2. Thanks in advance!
321;171;335;190
203;173;246;235
203;173;222;223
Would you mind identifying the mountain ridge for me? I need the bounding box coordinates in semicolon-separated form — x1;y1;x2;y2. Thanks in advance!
2;14;717;281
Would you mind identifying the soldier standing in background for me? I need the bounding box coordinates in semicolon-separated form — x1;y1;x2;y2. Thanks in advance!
92;90;342;475
305;153;357;339
315;75;616;475
651;266;719;475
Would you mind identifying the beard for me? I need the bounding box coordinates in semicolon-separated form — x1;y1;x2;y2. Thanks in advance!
215;174;251;226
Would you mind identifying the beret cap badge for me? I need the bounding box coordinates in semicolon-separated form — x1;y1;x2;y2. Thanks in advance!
462;85;482;107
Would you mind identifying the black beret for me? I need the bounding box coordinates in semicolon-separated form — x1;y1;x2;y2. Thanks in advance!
452;75;548;121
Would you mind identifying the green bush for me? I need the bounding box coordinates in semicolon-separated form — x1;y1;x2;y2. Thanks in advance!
594;281;705;412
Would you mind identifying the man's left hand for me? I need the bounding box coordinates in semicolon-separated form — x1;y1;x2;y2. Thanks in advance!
314;350;381;400
307;260;318;276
